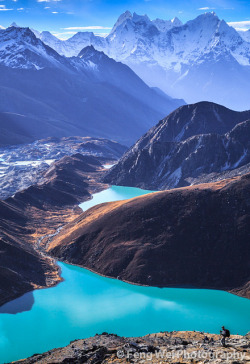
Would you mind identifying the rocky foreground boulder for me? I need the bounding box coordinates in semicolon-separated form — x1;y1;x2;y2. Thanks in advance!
12;331;250;363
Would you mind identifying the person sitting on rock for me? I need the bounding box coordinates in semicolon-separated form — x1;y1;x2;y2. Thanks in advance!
220;326;230;347
203;336;209;344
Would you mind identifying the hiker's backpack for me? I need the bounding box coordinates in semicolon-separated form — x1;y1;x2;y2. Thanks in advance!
225;329;230;338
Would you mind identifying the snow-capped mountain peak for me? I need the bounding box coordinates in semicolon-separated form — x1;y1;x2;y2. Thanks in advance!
69;31;95;41
185;11;220;31
110;11;182;35
39;31;63;49
110;10;132;34
9;22;20;28
108;10;158;41
4;11;249;110
78;44;100;58
0;26;69;70
162;12;249;68
171;17;183;27
77;44;106;64
37;30;107;57
103;11;250;109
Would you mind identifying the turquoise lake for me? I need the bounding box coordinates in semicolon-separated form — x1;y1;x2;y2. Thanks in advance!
78;185;155;211
0;186;249;363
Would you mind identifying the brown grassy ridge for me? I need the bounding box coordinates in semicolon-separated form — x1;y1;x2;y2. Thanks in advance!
48;173;250;298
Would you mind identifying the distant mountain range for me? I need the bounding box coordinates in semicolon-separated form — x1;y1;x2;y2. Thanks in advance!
0;26;183;146
23;11;250;111
104;101;250;189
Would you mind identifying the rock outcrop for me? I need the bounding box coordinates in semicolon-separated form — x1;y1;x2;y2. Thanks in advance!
12;331;250;364
49;173;250;298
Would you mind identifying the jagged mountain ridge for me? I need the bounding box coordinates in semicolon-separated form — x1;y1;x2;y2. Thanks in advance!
0;27;184;146
32;11;250;110
33;11;182;58
104;12;250;110
103;102;250;189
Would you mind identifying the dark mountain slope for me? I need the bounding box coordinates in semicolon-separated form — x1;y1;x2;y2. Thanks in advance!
48;174;250;298
0;200;59;306
128;101;250;144
104;102;250;189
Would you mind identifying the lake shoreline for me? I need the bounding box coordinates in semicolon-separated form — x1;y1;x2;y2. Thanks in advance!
56;258;250;301
1;251;249;363
0;155;111;307
1;181;249;364
3;181;248;310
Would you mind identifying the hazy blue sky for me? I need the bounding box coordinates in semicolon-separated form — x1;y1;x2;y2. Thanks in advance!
0;0;249;38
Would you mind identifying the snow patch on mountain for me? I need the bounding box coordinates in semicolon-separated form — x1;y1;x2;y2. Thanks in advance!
232;149;248;168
